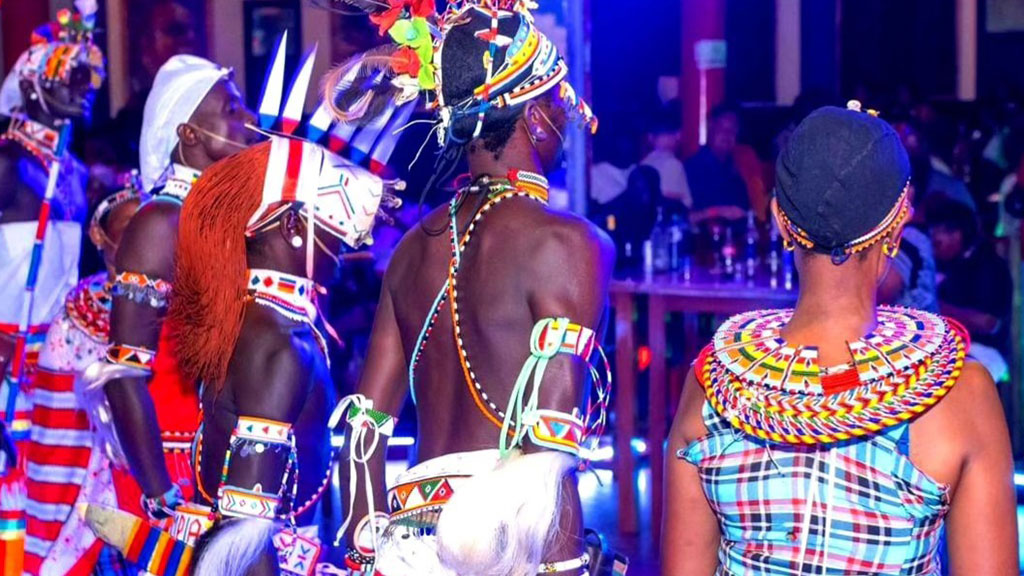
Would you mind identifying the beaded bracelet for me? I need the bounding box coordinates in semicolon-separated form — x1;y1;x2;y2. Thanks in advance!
344;548;375;575
140;483;183;521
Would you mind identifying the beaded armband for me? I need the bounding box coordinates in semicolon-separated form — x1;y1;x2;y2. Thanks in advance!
524;409;585;457
500;317;611;459
112;271;173;308
214;416;296;521
140;483;185;521
105;343;156;372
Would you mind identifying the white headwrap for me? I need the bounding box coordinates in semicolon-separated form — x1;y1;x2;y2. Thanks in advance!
0;53;30;117
139;55;230;191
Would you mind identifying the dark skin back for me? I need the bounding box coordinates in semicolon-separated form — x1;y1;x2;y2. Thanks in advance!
105;79;257;498
347;97;615;563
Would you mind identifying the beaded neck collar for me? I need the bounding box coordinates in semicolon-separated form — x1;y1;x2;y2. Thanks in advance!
160;163;202;202
2;116;62;168
246;269;317;322
701;306;966;445
455;169;550;203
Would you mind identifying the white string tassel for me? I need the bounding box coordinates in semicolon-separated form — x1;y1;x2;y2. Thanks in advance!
332;394;388;556
436;450;575;576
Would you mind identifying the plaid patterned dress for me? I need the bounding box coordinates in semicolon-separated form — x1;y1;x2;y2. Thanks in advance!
681;401;949;575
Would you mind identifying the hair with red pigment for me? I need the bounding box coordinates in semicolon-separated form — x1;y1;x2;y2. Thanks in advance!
169;141;271;390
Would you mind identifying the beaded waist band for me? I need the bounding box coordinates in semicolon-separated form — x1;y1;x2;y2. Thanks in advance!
387;449;499;526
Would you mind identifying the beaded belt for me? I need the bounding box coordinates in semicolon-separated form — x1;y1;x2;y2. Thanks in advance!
387;474;470;526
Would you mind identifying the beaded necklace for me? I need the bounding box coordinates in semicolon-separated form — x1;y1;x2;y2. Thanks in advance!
157;163;202;203
0;116;61;169
65;273;112;343
407;170;549;428
702;306;967;445
246;269;328;367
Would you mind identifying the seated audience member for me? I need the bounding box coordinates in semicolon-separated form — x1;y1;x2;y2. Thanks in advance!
686;103;749;223
601;165;660;263
894;118;975;211
641;101;690;211
929;199;1013;381
590;134;638;207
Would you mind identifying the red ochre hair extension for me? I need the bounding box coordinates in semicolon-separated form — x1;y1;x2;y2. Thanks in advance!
169;141;272;391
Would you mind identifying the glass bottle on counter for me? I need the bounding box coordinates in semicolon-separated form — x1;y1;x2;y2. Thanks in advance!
768;224;781;288
650;207;671;273
722;226;736;277
744;211;758;278
669;213;685;271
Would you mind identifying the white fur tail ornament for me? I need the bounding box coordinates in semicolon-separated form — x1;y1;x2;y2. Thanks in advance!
435;450;576;576
193;517;279;576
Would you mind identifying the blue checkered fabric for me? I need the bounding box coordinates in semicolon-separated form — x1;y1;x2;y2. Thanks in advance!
680;401;949;575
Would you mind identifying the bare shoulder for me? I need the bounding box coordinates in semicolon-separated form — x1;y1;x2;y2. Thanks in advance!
528;208;616;283
672;367;710;445
229;314;315;422
115;199;182;277
911;360;1010;486
383;204;449;284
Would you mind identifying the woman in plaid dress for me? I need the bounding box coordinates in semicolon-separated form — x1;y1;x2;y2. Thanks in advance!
663;104;1018;575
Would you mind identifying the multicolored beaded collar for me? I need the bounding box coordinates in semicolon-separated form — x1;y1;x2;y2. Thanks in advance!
65;273;112;343
699;306;966;445
158;163;202;202
1;116;62;169
245;269;327;365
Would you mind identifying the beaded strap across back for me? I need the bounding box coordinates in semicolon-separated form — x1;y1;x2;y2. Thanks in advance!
700;306;967;445
407;170;549;428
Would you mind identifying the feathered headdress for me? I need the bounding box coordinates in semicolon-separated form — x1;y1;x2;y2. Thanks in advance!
171;36;400;388
319;0;596;148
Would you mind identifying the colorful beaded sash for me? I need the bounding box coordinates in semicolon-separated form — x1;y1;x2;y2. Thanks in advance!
699;306;966;445
65;273;111;342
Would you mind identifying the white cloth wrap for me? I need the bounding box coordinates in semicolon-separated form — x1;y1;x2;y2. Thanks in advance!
0;221;81;326
140;55;229;191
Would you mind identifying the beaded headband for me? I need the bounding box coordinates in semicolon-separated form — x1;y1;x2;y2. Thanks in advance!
244;37;391;278
21;1;105;91
776;100;910;265
778;183;911;264
90;172;145;231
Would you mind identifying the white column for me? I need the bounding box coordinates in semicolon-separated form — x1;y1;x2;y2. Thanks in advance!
775;0;801;105
207;0;246;96
105;0;130;115
956;0;978;101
